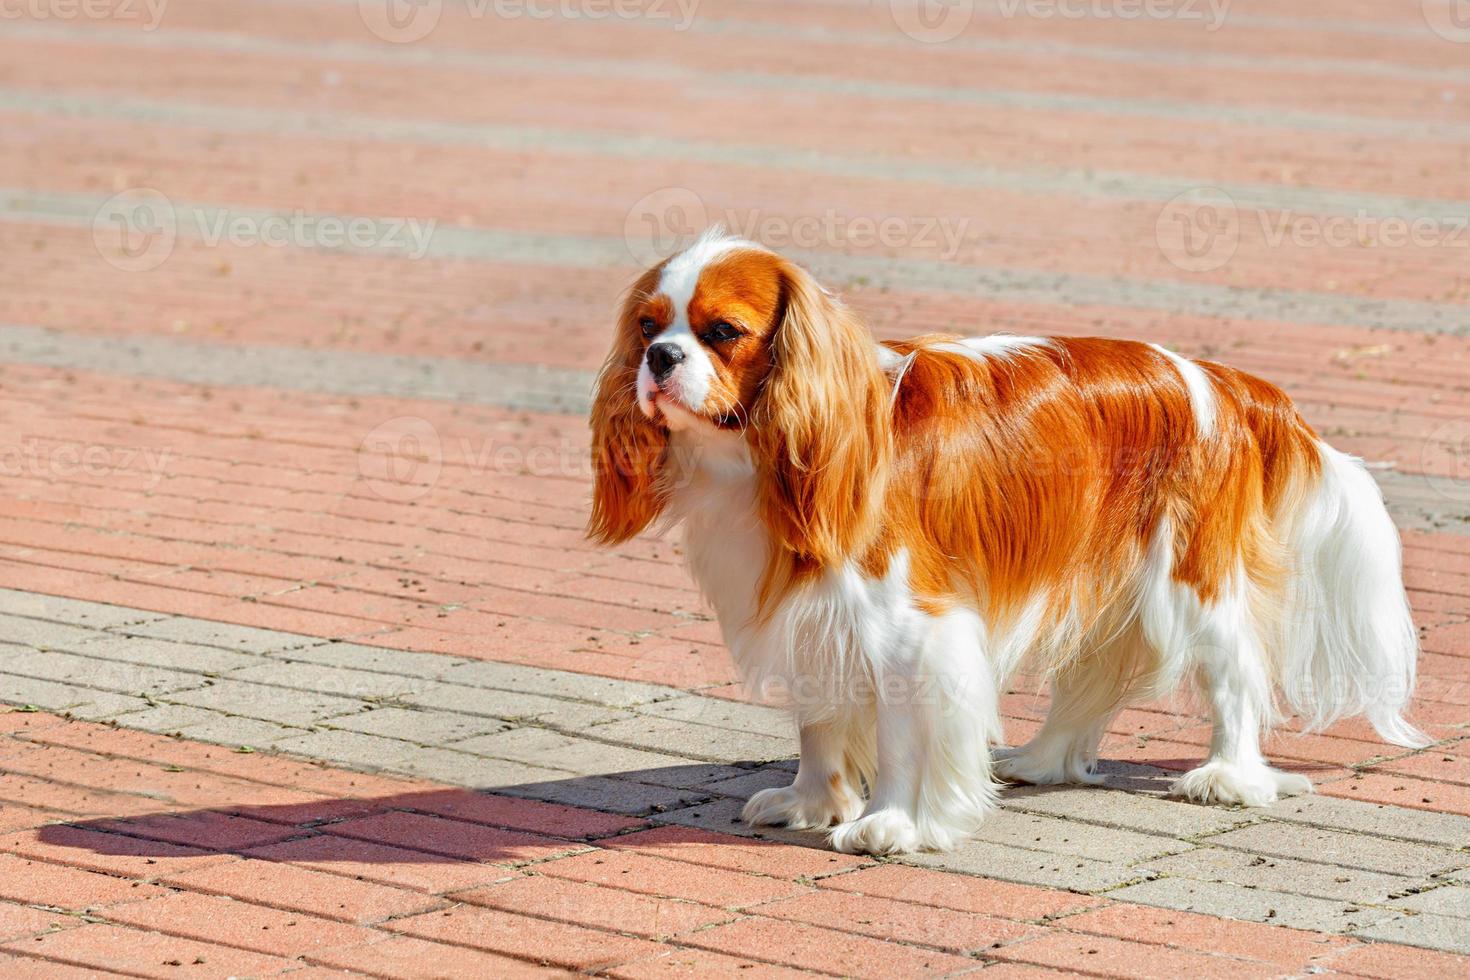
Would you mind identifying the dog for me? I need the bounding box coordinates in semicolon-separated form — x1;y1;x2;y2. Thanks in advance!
587;228;1424;855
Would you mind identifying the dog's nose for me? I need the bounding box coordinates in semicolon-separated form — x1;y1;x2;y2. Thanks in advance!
646;342;685;380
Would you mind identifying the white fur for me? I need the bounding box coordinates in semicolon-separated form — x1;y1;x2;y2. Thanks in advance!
1150;343;1217;437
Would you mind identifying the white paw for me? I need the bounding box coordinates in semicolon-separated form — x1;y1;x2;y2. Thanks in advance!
993;744;1104;786
1170;761;1313;807
829;808;922;855
742;784;862;831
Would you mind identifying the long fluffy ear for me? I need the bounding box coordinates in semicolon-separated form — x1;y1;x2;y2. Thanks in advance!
588;269;668;545
749;259;891;572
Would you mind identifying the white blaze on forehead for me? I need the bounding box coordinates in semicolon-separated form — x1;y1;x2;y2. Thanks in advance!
656;228;762;325
1149;343;1217;437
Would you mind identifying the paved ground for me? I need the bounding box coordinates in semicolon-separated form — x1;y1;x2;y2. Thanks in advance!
1;0;1469;976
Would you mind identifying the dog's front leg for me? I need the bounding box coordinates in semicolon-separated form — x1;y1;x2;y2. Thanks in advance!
743;720;864;830
829;614;1001;855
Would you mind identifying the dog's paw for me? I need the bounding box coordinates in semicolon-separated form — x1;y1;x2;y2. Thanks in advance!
1170;761;1313;807
993;744;1104;787
743;784;862;831
829;809;922;855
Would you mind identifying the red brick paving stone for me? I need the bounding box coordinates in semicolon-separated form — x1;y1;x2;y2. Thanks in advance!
991;932;1281;979
1323;771;1470;816
0;805;62;835
535;849;808;909
1;923;298;977
0;852;165;910
308;934;577;979
91;810;299;851
753;889;1036;955
608;947;820;979
0;903;73;943
1371;747;1470;787
323;810;584;865
0;711;69;735
1322;940;1470;978
385;905;666;972
602;825;868;880
244;833;519;895
450;873;735;939
100;891;381;958
160;858;445;924
680;916;977;977
403;789;646;839
0;772;174;820
2;825;237;880
817;864;1102;921
0;950;132;979
1060;903;1350;971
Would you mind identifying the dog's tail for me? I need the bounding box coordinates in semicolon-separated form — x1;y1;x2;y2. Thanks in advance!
1276;443;1426;747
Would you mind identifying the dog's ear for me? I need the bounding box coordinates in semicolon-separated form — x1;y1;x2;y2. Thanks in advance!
749;258;891;573
588;267;668;545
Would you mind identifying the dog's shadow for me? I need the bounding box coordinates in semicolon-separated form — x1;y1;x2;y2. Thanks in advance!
33;753;1340;865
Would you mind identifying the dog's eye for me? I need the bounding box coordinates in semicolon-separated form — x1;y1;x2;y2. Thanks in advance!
639;317;658;338
703;321;740;343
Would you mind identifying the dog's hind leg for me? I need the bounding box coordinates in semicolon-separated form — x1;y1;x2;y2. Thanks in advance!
1170;586;1312;806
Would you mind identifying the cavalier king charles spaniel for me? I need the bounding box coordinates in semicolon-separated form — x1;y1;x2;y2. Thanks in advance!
588;228;1423;855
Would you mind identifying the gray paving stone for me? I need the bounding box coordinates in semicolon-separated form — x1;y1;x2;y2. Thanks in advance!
438;660;679;707
700;767;798;799
495;774;710;817
1261;793;1470;849
0;589;162;630
276;642;469;679
1205;822;1465;877
387;746;572;788
322;706;509;744
589;716;797;764
229;661;430;699
1393;884;1470;918
68;634;264;675
116;618;320;654
0;676;148;716
0;616;105;650
635;695;795;734
448;728;742;789
274;730;416;770
1104;876;1403;934
400;683;631;729
0;650;207;698
972;808;1193;864
905;840;1155;894
106;703;232;735
1147;846;1421;904
167;680;366;727
65;694;155;721
162;714;302;749
1002;785;1254;839
1354;912;1470;954
651;797;823;848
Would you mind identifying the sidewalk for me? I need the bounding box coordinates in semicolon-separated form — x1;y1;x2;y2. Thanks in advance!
1;0;1468;976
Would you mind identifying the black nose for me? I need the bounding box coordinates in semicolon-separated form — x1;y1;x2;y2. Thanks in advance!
646;342;685;380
